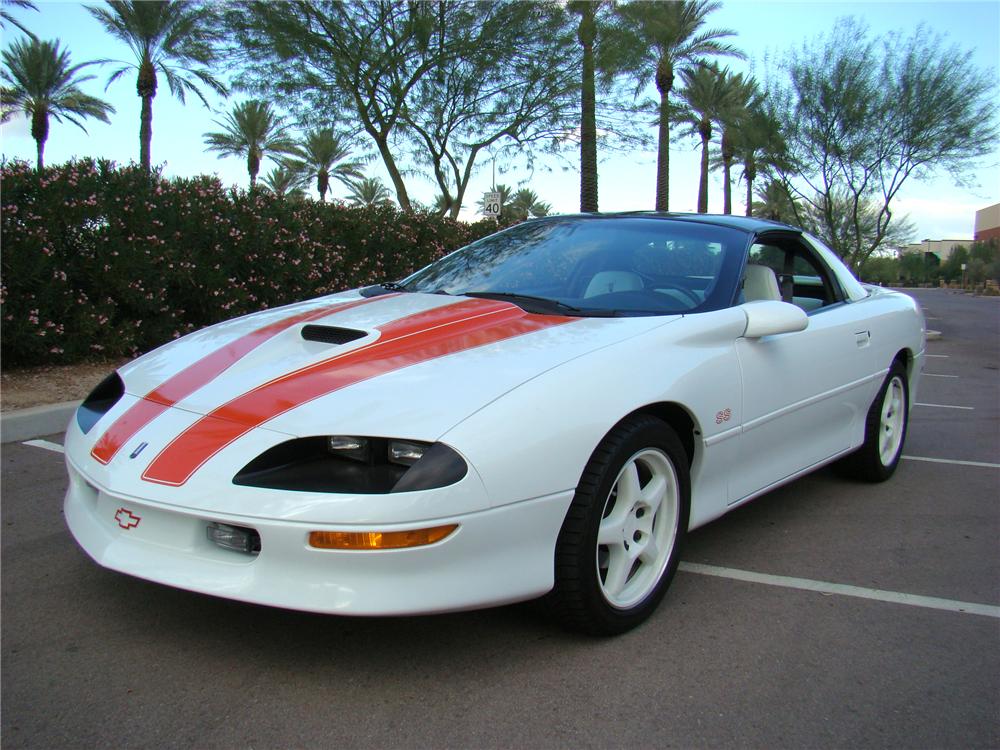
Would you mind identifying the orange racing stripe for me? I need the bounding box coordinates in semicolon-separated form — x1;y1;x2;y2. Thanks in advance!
90;295;392;465
140;298;575;486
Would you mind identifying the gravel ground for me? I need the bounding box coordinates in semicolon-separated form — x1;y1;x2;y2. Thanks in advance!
0;360;126;411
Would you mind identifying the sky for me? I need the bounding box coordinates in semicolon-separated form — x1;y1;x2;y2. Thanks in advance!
2;0;998;243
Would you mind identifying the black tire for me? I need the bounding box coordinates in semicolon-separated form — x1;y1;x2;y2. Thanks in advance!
837;361;909;482
548;414;690;636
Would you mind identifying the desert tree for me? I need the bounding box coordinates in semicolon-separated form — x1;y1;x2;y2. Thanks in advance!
767;17;998;269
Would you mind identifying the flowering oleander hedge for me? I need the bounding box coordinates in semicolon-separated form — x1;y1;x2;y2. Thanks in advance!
1;159;505;368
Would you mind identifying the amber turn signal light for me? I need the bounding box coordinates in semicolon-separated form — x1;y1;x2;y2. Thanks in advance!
309;524;458;550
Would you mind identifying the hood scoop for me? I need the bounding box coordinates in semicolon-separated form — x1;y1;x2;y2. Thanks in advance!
301;325;368;345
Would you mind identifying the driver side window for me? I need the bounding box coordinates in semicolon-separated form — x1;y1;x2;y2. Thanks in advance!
746;240;843;312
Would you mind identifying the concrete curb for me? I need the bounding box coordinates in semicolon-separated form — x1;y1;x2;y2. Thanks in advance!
1;400;79;444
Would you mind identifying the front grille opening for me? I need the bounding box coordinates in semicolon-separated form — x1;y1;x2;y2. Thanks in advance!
77;372;125;434
301;325;368;345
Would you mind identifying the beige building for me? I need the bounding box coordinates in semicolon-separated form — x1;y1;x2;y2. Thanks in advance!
900;239;968;262
974;202;1000;243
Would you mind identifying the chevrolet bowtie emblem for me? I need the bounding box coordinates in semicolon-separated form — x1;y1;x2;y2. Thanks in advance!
114;508;141;530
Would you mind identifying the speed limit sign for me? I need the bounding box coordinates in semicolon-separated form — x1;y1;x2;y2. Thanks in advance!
484;191;501;217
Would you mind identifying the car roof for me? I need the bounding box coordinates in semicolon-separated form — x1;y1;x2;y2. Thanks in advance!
536;212;801;235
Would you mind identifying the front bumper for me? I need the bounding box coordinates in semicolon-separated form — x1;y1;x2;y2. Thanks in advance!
64;459;573;615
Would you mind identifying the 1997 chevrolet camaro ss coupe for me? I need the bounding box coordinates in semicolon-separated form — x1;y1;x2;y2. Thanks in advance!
65;213;924;634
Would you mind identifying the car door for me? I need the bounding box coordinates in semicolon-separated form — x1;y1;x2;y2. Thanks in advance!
729;232;883;504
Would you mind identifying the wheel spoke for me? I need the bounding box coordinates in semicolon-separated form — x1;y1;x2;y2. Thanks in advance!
637;536;660;566
640;473;667;515
616;462;642;506
598;514;625;547
602;544;632;597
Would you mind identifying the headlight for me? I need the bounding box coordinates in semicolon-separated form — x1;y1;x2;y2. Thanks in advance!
233;436;468;494
77;372;124;434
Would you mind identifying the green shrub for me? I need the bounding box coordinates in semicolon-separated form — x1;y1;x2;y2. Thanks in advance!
1;158;503;367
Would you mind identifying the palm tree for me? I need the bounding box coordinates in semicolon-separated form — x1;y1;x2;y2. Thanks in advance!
203;100;297;186
87;0;226;173
619;0;742;211
1;0;38;39
569;1;599;213
1;38;114;170
714;70;756;214
733;103;787;217
567;2;641;213
346;177;393;207
508;189;552;221
260;163;307;199
678;63;732;213
291;129;365;202
752;178;800;224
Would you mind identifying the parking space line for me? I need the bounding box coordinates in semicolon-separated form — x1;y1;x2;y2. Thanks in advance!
925;354;949;358
678;562;1000;618
21;439;65;454
915;402;974;410
903;455;1000;469
923;373;958;378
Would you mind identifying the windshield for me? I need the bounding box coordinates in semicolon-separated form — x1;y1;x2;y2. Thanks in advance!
403;217;747;316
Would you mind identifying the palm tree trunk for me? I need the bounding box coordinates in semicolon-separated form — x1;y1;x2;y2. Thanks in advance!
248;151;260;187
722;158;732;214
744;162;754;217
578;4;598;213
654;59;673;212
137;61;157;174
31;108;48;171
655;90;671;212
317;170;329;202
139;94;153;173
721;131;733;214
698;120;711;213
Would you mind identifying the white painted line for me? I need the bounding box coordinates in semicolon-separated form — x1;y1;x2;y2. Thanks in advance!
925;316;941;321
922;373;958;378
22;439;65;454
915;402;974;410
679;562;1000;618
925;354;949;358
903;455;1000;469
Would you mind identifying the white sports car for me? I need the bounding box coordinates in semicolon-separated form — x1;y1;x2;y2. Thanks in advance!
64;213;924;634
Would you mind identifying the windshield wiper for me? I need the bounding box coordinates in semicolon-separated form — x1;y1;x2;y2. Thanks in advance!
462;291;618;317
380;281;409;292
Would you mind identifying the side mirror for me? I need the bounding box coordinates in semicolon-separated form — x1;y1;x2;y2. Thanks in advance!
741;300;808;339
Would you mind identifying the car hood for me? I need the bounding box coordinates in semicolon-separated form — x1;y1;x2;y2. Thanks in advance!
114;291;680;449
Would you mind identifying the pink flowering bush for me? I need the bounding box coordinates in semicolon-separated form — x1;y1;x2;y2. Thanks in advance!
1;159;505;367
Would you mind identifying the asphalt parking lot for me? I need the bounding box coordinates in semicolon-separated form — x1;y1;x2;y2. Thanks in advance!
2;287;997;749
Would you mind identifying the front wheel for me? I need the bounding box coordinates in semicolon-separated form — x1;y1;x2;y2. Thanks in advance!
548;415;690;635
838;361;909;482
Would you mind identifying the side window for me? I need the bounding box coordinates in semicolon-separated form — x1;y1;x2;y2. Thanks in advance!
746;239;843;312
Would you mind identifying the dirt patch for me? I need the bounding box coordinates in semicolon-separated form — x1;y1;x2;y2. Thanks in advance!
1;360;128;412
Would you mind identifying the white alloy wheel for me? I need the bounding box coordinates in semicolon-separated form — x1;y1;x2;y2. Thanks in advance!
596;448;680;609
878;375;906;466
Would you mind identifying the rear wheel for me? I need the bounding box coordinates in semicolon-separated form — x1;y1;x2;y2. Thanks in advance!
549;415;690;635
838;361;909;482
